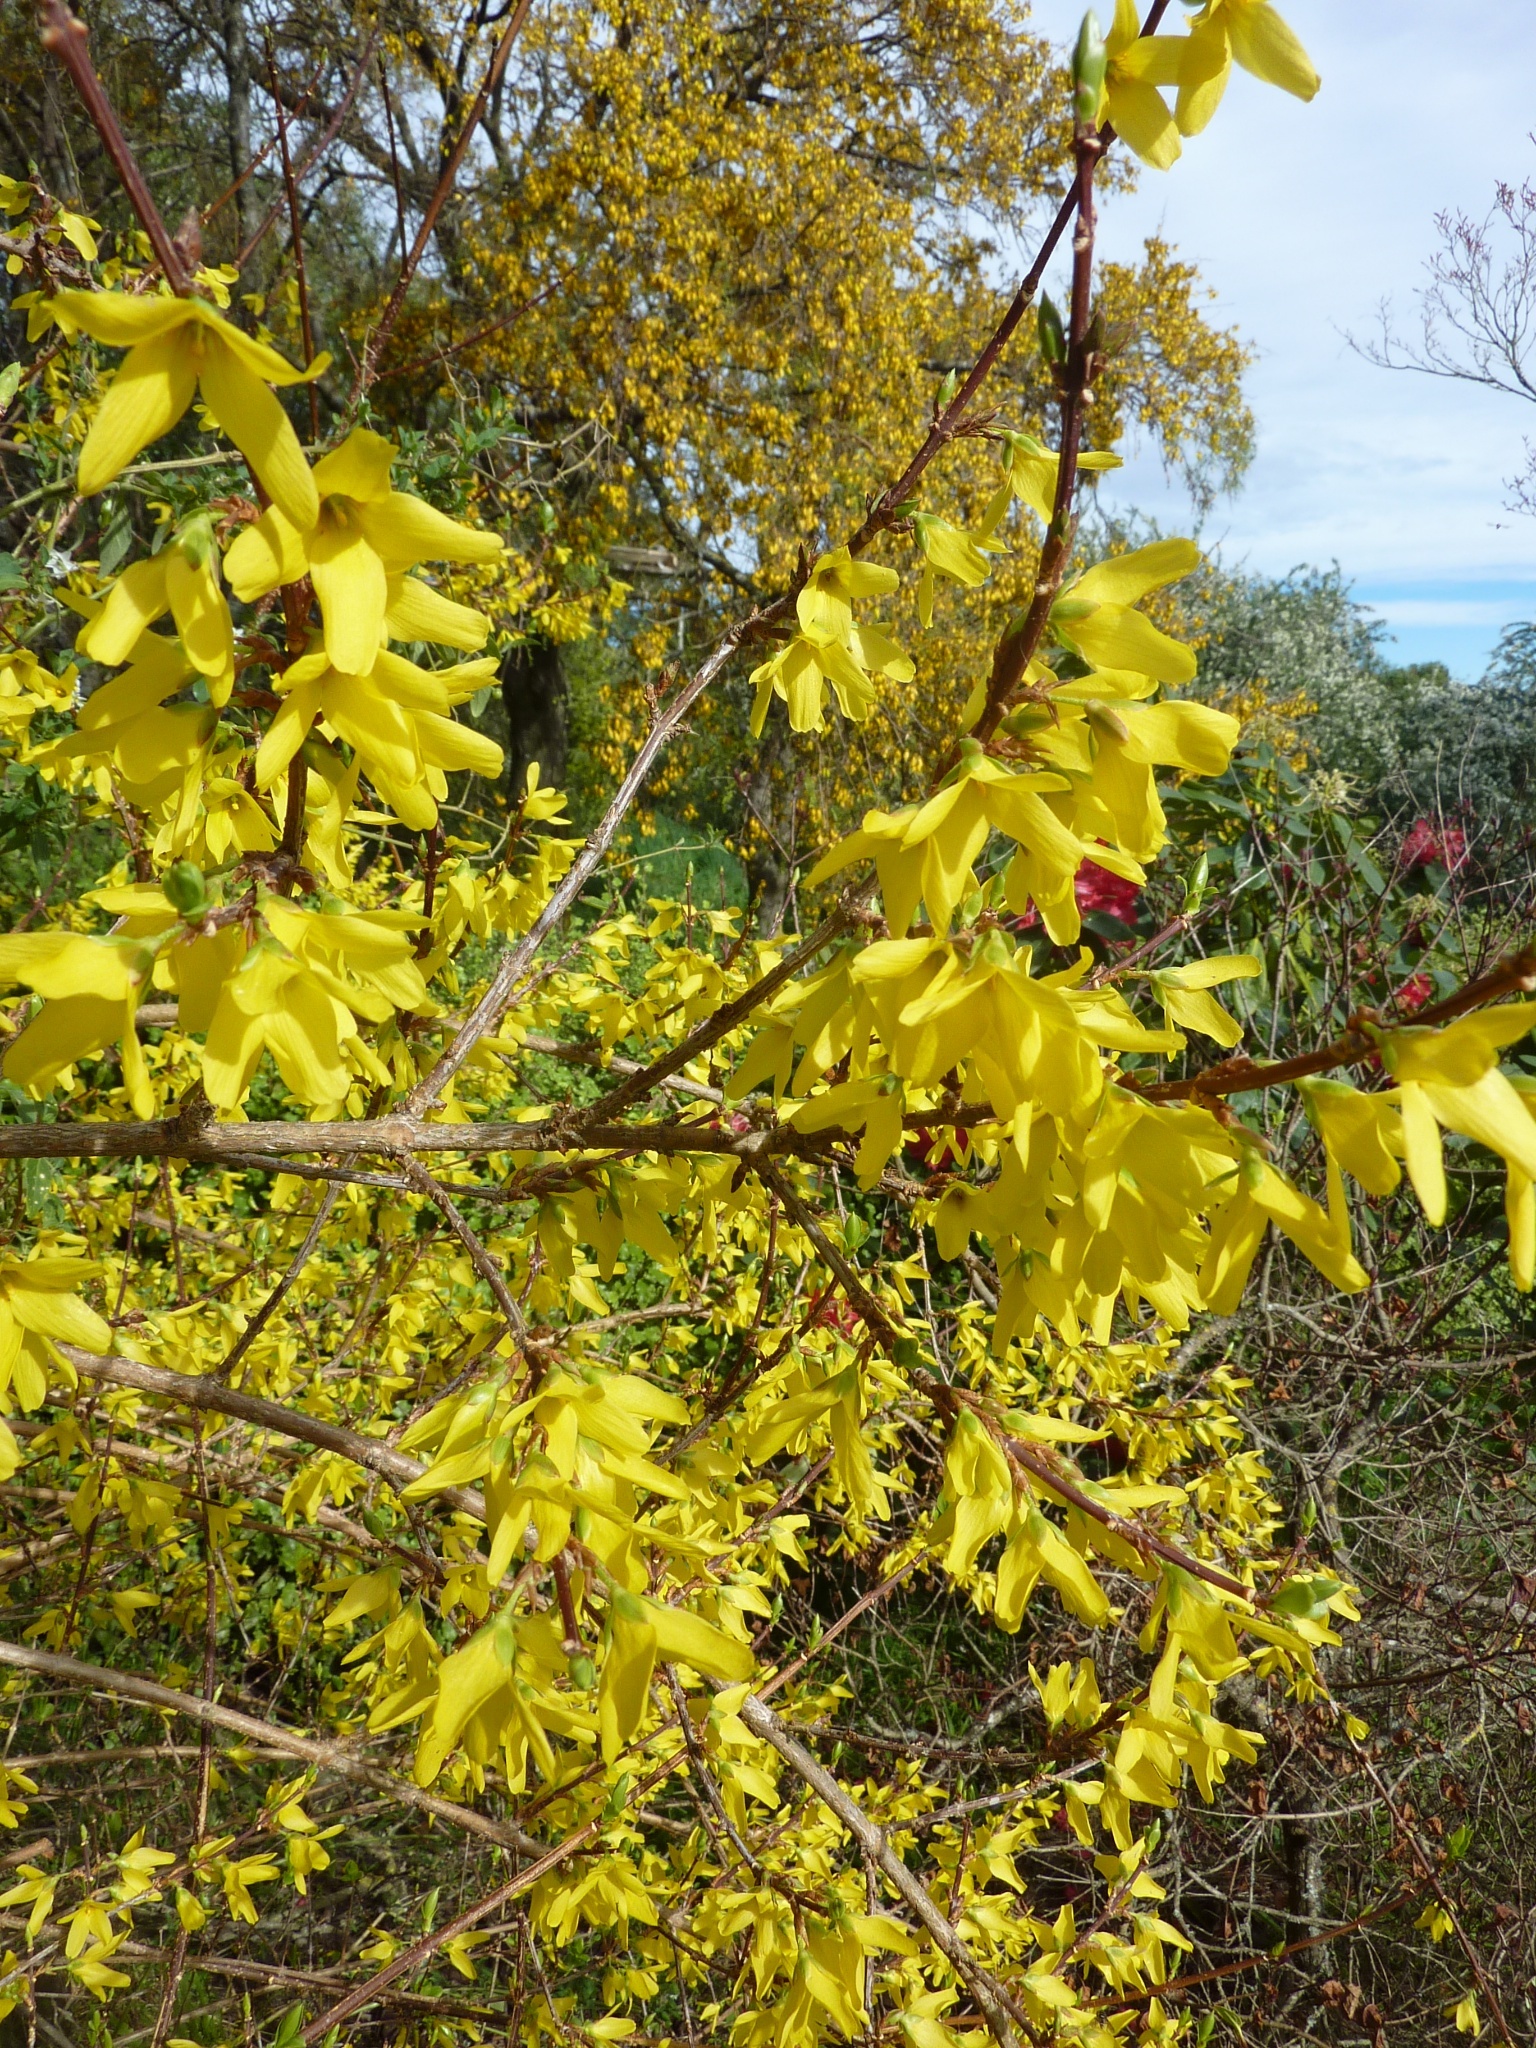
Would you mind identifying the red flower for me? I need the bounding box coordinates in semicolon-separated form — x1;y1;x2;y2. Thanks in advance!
1401;819;1467;873
1395;972;1432;1012
1015;863;1142;932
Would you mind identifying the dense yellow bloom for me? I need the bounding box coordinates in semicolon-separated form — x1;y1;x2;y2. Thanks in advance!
254;644;503;830
49;290;325;527
225;427;502;673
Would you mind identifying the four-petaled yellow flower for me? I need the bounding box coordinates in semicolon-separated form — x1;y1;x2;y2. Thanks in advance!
48;290;326;528
225;426;502;674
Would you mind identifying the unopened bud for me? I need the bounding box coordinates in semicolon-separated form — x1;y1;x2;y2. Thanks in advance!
1037;293;1066;367
568;1652;596;1690
162;860;208;916
1072;11;1108;126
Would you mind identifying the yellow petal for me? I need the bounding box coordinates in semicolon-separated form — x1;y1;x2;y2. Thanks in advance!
312;426;397;501
77;333;197;496
355;493;502;570
1059;605;1197;685
414;709;504;778
225;507;309;602
384;575;489;651
197;335;318;531
1071;539;1201;607
1226;0;1319;100
1399;1082;1446;1227
165;548;234;687
1106;75;1182;170
2;994;125;1096
50;289;191;347
254;674;327;788
309;520;389;674
1175;16;1232;135
78;558;171;666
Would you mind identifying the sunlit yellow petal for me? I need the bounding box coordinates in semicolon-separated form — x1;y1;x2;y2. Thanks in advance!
309;519;389;674
355;493;502;570
383;575;491;651
1106;75;1182;170
413;709;504;780
1175;16;1231;135
313;427;397;502
1226;0;1319;100
78;558;171;666
49;289;187;348
164;548;234;689
225;507;310;602
77;333;198;496
197;336;319;531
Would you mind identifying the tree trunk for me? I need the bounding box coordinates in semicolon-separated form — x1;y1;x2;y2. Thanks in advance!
220;0;256;251
500;637;568;800
741;701;795;937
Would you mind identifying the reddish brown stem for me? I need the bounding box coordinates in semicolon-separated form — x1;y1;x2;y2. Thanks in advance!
37;0;193;294
356;0;534;394
234;26;380;272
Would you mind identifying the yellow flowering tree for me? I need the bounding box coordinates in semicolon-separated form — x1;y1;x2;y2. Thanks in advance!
0;3;1526;2046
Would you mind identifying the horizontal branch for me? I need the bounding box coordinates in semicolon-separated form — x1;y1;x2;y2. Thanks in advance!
0;1637;540;1856
59;1345;488;1520
0;1109;830;1167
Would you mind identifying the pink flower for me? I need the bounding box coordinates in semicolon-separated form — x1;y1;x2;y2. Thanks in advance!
1395;972;1432;1013
1401;819;1467;872
1014;863;1142;933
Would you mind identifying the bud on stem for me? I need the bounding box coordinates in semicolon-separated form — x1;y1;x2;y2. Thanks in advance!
1072;10;1108;128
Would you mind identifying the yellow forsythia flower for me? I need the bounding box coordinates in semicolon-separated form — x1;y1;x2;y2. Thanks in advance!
225;426;501;674
49;289;327;526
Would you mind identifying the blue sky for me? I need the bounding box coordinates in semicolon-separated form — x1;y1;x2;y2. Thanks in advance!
1025;0;1536;679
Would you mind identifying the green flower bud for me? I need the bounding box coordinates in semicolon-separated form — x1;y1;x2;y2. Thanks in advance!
174;509;216;569
567;1652;596;1690
1072;11;1108;125
162;860;208;916
1037;293;1066;366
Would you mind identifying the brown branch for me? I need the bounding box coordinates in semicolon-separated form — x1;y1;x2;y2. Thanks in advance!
0;1636;541;1857
357;0;534;392
56;1343;489;1520
739;1695;1029;2048
37;0;193;294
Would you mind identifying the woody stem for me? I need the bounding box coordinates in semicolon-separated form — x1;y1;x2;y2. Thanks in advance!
37;0;194;294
